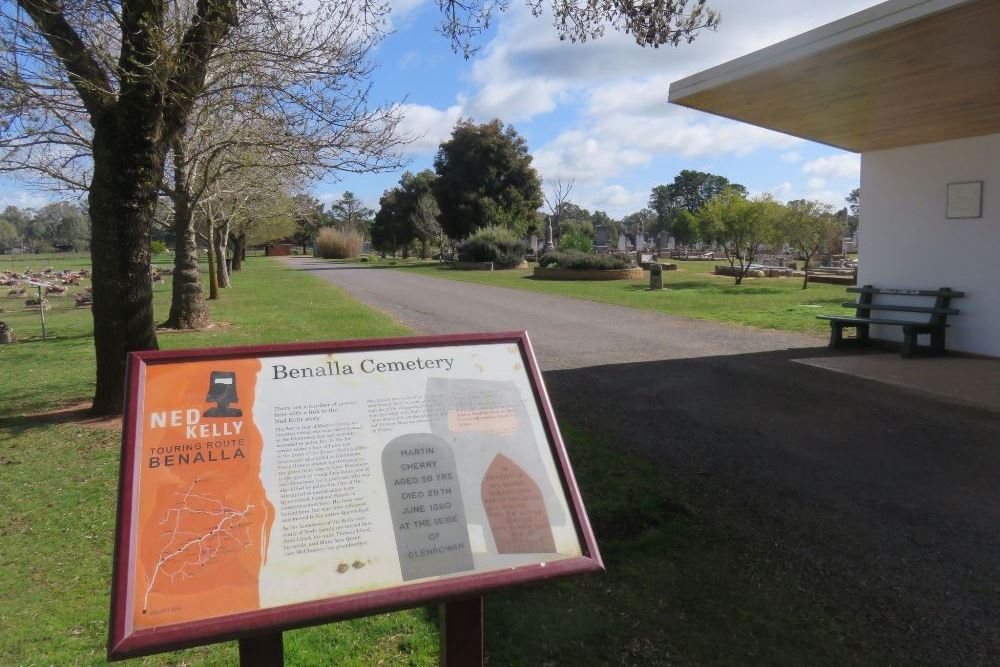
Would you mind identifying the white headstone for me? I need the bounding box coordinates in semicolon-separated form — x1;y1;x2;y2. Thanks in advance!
617;234;628;252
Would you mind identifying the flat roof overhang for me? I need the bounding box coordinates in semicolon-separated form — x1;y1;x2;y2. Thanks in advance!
667;0;1000;153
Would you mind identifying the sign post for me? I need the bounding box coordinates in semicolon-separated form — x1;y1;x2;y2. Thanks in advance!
109;332;602;662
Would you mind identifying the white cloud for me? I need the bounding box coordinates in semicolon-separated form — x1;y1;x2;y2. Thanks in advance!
583;184;648;215
780;150;802;163
397;103;464;155
0;188;55;210
802;153;861;180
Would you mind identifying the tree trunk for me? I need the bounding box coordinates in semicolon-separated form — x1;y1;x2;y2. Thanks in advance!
231;233;246;271
215;220;230;288
802;257;810;289
165;143;211;329
87;115;164;415
206;223;220;300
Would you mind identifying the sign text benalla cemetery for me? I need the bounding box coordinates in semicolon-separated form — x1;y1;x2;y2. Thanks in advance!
109;332;602;659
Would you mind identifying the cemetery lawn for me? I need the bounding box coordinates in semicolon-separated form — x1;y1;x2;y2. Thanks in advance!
392;260;846;335
1;257;865;665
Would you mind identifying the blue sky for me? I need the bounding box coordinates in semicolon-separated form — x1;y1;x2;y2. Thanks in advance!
0;0;880;218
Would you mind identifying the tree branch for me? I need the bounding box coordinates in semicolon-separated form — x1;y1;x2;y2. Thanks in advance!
16;0;115;116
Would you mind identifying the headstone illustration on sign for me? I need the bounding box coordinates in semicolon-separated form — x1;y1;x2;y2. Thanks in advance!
424;377;567;543
382;433;474;581
481;454;556;554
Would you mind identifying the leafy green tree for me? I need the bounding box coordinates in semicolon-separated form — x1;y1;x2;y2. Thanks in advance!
845;188;861;236
35;201;90;251
328;192;375;235
670;209;701;246
559;225;594;253
699;190;783;285
433;119;543;240
650;171;747;243
782;200;842;289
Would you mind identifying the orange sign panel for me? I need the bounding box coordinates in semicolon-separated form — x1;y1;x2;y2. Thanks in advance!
109;334;602;660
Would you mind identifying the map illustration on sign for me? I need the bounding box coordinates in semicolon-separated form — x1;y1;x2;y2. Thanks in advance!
109;334;602;660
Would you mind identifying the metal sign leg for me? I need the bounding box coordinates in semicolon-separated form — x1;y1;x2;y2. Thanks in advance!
440;597;484;667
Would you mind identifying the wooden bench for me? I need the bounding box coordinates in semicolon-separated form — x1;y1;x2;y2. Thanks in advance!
818;285;964;357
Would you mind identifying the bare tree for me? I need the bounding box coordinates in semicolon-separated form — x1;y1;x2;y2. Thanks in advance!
542;177;574;250
1;0;718;414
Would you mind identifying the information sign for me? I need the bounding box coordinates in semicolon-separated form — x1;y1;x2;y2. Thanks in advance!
108;332;602;659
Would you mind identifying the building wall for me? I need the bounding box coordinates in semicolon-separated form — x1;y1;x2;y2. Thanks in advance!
859;132;999;357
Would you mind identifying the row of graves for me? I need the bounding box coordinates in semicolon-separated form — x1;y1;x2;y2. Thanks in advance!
2;266;93;310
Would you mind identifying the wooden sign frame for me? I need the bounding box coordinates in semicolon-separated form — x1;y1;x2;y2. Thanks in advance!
108;331;603;660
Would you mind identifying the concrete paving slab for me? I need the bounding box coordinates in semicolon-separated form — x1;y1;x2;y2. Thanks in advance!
794;353;1000;413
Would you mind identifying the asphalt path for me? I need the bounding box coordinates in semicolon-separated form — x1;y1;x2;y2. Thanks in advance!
288;258;1000;665
286;258;822;368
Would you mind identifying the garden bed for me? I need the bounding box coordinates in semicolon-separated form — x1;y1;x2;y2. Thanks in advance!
533;266;644;281
452;260;528;271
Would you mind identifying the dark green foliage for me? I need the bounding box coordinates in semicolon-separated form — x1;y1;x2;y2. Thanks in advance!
371;170;441;257
456;225;527;267
433;119;542;240
538;250;631;270
0;202;90;253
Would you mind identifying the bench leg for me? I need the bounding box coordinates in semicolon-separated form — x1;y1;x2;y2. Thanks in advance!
829;322;845;348
857;323;870;344
901;327;917;357
931;328;946;356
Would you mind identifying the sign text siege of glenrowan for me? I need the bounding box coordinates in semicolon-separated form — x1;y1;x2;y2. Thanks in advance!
109;333;602;659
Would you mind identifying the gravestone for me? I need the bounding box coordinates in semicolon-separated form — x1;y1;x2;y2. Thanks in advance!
617;234;628;252
529;234;540;252
648;263;663;290
658;231;670;251
595;226;609;249
382;433;474;581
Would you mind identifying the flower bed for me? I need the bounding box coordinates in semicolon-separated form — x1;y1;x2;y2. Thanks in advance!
533;266;644;281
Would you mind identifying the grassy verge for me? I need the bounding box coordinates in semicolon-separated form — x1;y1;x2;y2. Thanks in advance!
1;258;431;666
383;259;845;335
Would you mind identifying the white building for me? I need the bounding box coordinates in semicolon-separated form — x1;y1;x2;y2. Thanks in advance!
669;0;999;357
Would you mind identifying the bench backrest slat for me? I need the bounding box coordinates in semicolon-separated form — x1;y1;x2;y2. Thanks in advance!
847;286;966;298
848;284;962;325
841;302;959;315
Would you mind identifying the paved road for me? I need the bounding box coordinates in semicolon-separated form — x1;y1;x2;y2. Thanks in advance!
287;258;823;369
289;258;1000;666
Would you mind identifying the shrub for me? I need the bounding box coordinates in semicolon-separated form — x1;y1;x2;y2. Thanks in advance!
316;227;363;259
150;240;168;255
538;250;631;270
457;225;528;268
558;227;593;253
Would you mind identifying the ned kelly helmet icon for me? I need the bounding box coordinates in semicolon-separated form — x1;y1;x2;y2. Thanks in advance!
203;371;243;418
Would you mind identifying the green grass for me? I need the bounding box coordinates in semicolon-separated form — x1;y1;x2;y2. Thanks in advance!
386;259;846;335
1;258;431;666
1;256;889;665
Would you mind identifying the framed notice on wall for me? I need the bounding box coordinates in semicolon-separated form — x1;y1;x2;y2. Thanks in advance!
108;332;602;659
946;181;983;219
